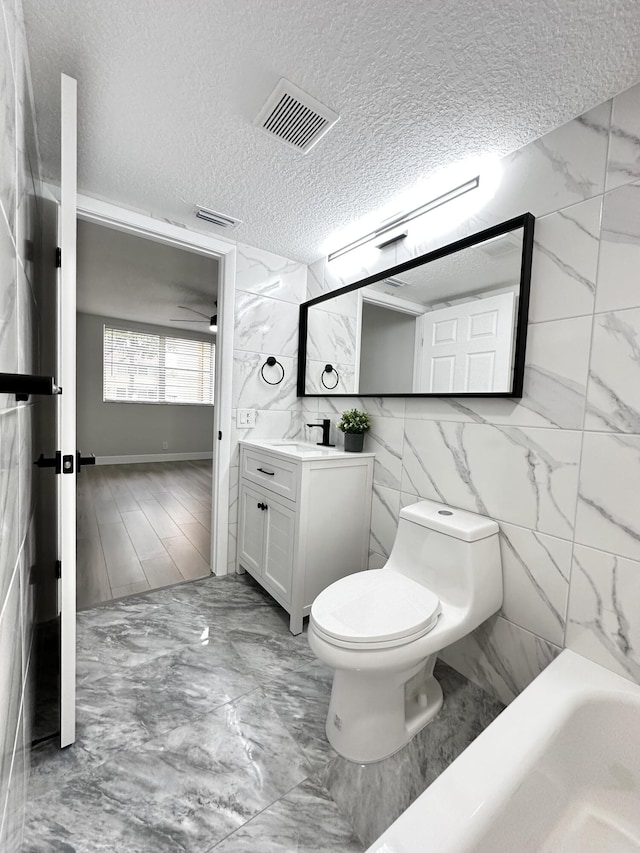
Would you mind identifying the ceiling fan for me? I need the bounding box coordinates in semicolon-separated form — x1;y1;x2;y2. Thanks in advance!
170;305;217;331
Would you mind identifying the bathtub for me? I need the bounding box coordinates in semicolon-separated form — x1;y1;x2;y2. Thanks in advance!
367;650;640;853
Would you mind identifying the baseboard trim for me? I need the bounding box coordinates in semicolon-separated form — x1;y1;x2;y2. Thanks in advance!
95;452;213;465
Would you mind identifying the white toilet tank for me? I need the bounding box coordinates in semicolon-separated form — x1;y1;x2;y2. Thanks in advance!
384;500;502;616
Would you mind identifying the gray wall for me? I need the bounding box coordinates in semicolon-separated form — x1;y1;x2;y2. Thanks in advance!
359;303;416;394
77;313;214;458
306;81;640;705
0;0;41;847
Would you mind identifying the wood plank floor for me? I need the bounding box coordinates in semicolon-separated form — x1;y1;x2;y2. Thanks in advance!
77;461;212;610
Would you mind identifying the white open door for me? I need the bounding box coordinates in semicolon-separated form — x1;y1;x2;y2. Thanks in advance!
58;73;77;747
417;291;516;393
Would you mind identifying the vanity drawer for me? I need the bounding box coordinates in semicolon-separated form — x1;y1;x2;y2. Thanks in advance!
241;449;298;501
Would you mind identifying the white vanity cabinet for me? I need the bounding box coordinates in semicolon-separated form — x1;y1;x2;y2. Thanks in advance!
237;441;374;634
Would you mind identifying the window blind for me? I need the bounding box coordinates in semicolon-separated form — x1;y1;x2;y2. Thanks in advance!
103;326;214;405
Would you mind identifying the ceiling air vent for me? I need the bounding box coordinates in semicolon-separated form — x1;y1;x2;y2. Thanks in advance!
194;205;242;229
254;78;339;154
382;277;407;289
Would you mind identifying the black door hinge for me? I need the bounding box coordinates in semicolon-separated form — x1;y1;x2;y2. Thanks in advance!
55;247;62;268
218;431;222;440
55;560;62;579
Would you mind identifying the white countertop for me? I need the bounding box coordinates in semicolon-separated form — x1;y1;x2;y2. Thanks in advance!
239;438;375;461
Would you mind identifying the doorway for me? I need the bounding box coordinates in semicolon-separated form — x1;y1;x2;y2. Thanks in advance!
75;219;220;608
77;195;236;604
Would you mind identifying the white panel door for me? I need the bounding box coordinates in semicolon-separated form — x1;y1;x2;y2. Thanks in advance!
237;484;266;576
59;73;77;748
262;497;296;603
418;292;516;393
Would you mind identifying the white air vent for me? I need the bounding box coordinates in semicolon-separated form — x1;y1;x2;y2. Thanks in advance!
382;277;407;289
255;78;339;153
194;205;242;229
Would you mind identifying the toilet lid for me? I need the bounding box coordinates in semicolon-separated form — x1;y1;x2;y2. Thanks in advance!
311;571;441;645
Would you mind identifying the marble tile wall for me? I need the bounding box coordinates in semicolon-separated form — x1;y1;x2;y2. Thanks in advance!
0;0;42;848
303;80;640;704
227;242;309;572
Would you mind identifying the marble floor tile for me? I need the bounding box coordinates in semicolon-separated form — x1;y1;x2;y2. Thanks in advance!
262;659;337;770
25;574;507;851
211;774;363;852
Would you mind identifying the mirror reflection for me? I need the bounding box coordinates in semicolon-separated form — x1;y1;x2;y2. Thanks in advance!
300;215;534;397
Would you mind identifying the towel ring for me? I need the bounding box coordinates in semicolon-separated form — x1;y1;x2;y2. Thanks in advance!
321;364;339;390
260;356;285;386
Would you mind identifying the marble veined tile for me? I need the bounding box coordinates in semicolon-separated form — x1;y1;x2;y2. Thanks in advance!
234;290;299;356
606;82;640;191
309;288;359;318
369;483;401;559
261;659;336;770
575;432;640;561
212;774;363;853
0;14;16;238
585;307;640;432
306;258;326;301
0;411;19;606
320;661;503;847
528;196;602;323
402;420;581;538
236;243;307;304
566;544;640;684
0;568;22;833
229;407;303;451
305;358;357;395
0;215;17;411
484;100;610;224
320;395;406;419
26;688;311;853
441;615;560;705
227;621;316;683
364;416;404;489
402;315;591;430
75;593;221;682
232;351;298;412
499;522;571;646
595;180;640;313
306;308;357;365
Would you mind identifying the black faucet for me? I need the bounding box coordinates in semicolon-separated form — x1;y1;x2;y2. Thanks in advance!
307;418;334;447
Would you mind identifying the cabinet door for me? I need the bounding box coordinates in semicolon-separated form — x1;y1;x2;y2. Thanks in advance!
263;497;296;603
238;483;266;576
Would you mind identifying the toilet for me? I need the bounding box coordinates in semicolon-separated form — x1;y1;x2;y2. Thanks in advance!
308;499;502;763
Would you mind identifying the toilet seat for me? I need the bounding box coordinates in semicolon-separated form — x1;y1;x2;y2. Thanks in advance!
311;570;441;649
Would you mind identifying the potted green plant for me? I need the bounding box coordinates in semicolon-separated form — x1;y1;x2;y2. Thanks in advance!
337;408;371;452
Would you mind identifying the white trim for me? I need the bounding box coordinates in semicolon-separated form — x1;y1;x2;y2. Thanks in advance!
362;290;426;316
96;452;213;465
76;192;236;257
72;191;236;578
211;249;235;576
59;74;77;748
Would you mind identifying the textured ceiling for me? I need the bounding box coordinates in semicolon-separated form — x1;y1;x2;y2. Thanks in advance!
77;220;218;333
23;0;640;263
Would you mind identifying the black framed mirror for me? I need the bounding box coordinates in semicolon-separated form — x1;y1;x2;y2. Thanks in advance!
297;213;535;398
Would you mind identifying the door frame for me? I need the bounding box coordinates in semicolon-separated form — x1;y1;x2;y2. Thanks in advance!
74;192;237;577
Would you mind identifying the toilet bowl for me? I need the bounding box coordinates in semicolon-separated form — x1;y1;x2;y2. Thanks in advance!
308;499;502;763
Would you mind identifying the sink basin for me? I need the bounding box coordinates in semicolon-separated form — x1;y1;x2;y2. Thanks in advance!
368;650;640;853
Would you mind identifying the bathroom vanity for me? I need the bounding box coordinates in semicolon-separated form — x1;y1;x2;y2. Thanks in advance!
237;440;374;634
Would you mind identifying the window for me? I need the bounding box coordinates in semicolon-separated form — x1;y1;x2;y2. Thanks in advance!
103;326;214;405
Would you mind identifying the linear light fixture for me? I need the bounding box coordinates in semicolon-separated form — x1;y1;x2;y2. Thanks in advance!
327;176;480;262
